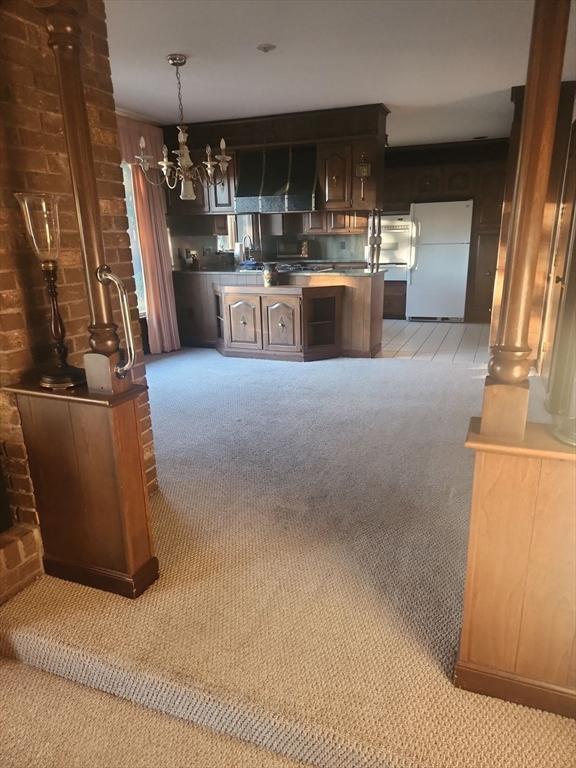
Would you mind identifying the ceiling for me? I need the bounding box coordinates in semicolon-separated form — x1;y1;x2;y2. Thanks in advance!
105;0;576;147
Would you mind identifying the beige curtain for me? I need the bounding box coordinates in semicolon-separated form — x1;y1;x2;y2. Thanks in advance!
117;115;180;354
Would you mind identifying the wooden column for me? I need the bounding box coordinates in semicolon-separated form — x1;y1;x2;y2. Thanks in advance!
482;0;571;439
33;0;126;393
17;0;160;597
455;0;576;718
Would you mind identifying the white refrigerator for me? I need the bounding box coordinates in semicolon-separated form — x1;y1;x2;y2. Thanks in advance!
406;200;473;321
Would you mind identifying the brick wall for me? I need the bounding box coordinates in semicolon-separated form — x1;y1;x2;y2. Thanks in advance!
0;0;158;540
0;523;43;605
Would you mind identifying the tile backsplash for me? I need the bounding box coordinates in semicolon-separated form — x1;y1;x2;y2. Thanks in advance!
304;235;366;261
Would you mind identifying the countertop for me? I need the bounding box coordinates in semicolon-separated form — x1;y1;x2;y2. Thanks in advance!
173;268;387;277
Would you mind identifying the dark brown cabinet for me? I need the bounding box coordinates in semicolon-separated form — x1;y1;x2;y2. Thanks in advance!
209;155;236;213
318;143;352;209
466;232;499;323
327;211;349;232
317;140;380;211
187;150;211;212
217;285;343;361
444;164;475;197
474;164;505;229
166;213;228;237
380;167;412;212
412;167;443;199
382;281;407;319
165;154;235;217
302;210;369;235
348;212;370;233
303;211;328;234
381;161;503;211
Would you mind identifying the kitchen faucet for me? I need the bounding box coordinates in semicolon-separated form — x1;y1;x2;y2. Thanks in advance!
242;234;254;260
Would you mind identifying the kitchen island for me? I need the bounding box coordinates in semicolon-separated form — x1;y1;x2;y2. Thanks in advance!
173;269;384;357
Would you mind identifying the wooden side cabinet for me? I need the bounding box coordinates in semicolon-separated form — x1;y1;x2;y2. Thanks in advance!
7;383;159;598
217;285;343;361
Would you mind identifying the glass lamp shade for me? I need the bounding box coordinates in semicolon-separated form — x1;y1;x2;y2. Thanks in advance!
14;193;61;262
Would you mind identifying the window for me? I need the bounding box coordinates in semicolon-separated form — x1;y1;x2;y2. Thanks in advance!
121;161;147;317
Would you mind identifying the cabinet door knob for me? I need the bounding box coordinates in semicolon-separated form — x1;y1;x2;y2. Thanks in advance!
278;321;286;328
240;317;247;326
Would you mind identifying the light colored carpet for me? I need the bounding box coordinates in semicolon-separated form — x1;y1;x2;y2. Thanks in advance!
0;350;573;768
0;659;301;768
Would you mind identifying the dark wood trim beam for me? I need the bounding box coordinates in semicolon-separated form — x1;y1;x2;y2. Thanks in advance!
164;103;389;150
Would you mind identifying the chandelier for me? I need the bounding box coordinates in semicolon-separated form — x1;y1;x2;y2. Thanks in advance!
135;54;231;201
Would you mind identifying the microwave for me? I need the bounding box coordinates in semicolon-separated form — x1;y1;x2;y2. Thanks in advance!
274;237;320;259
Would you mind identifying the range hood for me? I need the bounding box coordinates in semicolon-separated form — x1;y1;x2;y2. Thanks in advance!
235;145;317;213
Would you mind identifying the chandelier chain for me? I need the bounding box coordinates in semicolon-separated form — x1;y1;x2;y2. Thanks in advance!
175;65;184;125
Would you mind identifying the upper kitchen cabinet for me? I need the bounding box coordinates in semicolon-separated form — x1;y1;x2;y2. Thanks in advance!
444;164;475;197
317;140;380;210
303;211;328;234
318;143;353;209
209;154;236;213
412;164;474;200
163;105;389;218
411;166;443;200
380;167;412;213
473;164;506;229
302;210;369;235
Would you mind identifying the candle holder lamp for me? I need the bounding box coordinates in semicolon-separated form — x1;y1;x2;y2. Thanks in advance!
14;193;86;390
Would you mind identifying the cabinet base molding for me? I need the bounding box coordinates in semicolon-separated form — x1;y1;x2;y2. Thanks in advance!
454;661;576;719
341;342;382;358
44;556;159;599
216;340;338;362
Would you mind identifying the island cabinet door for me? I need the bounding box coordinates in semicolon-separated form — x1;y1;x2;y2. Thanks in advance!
261;296;302;351
224;295;262;349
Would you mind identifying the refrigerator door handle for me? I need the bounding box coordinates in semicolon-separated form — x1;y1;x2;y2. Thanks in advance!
408;218;419;282
409;248;418;284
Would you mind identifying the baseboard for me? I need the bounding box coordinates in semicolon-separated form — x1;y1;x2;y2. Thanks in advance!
453;661;576;719
341;349;371;358
44;556;159;599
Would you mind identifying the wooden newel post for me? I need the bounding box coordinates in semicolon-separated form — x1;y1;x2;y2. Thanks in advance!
455;0;576;717
33;0;129;394
482;0;571;439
